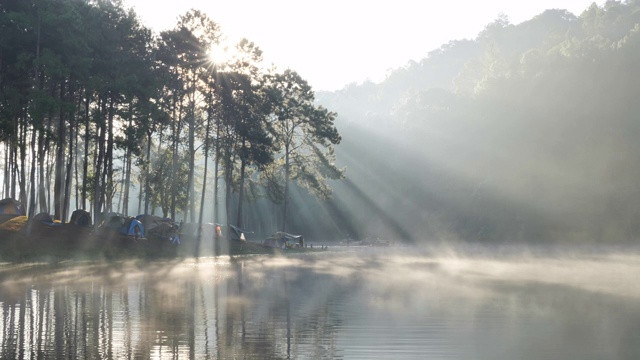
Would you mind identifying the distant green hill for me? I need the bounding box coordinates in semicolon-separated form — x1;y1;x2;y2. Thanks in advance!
315;2;640;244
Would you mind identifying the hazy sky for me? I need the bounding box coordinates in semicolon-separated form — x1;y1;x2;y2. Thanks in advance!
123;0;603;91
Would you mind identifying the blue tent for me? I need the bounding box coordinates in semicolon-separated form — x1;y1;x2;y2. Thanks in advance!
120;218;144;237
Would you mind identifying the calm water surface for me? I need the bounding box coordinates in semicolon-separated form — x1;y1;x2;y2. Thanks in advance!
1;246;639;359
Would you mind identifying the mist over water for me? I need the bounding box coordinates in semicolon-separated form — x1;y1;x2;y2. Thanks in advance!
2;3;640;359
1;246;639;359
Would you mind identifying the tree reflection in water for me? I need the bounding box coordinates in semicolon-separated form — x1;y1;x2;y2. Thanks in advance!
0;256;345;359
2;248;640;359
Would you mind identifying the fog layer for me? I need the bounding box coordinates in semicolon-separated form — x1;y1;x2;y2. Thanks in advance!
316;4;640;243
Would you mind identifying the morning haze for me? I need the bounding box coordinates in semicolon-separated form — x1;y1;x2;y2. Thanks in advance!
1;1;639;359
319;4;640;244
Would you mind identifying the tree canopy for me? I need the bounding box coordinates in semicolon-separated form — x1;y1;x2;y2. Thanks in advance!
0;0;343;239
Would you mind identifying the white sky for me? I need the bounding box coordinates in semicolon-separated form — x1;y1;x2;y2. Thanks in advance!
123;0;603;91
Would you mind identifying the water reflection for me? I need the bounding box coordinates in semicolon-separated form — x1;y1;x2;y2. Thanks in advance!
1;248;640;359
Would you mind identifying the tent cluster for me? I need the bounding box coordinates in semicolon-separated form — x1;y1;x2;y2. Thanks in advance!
94;213;180;242
19;209;93;236
0;198;181;243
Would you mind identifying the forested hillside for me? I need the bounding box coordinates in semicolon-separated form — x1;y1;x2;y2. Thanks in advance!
320;2;640;243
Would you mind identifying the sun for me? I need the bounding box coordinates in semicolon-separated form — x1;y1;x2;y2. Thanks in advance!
207;44;237;68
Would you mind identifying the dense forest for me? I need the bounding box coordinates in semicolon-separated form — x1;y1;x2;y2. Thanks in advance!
319;1;640;243
3;1;640;244
0;0;342;236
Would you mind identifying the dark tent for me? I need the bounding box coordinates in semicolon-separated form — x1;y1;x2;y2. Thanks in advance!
97;212;122;226
32;212;54;223
26;212;57;236
106;214;124;229
70;209;92;226
0;198;24;215
136;214;177;240
136;214;166;232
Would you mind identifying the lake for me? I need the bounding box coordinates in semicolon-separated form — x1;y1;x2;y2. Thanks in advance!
1;245;639;359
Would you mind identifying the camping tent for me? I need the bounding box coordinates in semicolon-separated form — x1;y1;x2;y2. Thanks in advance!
96;212;122;226
94;213;140;240
136;214;166;231
32;212;54;223
70;209;92;226
26;212;57;236
136;214;178;240
263;232;304;249
229;224;252;241
121;217;144;238
0;198;24;215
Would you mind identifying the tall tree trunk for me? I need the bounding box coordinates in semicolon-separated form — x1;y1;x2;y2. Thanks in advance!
236;137;247;229
28;121;37;217
105;98;115;212
197;107;212;242
170;133;176;220
224;151;233;238
54;79;66;220
118;154;127;214
93;97;106;222
74;103;81;210
170;96;180;220
29;12;41;218
62;83;77;223
10;134;17;199
282;144;290;232
187;99;196;223
213;117;221;223
123;102;135;215
63;112;74;222
151;123;165;217
18;107;28;210
212;123;221;255
3;143;9;198
122;114;133;216
38;126;47;213
185;73;198;223
123;149;131;215
188;120;195;223
143;130;153;215
81;93;90;210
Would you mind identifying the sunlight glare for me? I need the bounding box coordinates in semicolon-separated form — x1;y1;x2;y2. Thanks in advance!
208;45;235;67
